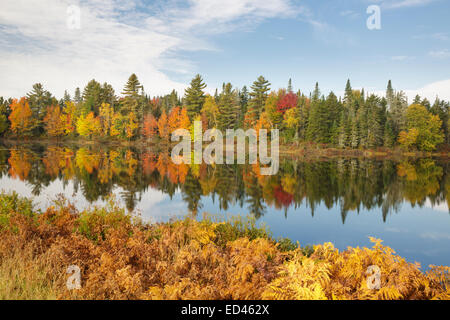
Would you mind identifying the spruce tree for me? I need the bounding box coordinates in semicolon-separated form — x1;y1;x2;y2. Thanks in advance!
287;78;293;93
184;74;207;121
74;87;82;105
238;86;249;128
386;80;394;107
344;79;353;107
366;95;384;148
63;90;71;103
306;83;329;143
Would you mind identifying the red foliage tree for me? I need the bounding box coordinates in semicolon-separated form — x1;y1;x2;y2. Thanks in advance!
276;92;298;115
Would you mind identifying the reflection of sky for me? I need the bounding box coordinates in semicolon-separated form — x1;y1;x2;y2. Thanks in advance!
1;176;450;269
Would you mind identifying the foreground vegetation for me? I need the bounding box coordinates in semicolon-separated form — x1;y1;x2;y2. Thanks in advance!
0;192;449;300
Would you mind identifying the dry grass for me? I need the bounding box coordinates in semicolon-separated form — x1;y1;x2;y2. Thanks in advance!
0;192;448;300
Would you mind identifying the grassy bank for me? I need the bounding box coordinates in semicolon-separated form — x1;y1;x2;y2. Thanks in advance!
0;192;449;300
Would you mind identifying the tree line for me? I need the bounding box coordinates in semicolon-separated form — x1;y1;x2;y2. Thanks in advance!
0;74;448;151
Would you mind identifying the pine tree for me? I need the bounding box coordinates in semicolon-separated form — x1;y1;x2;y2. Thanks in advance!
184;74;206;121
217;83;238;131
246;76;271;127
26;83;54;133
122;73;143;97
121;74;143;117
82;79;102;115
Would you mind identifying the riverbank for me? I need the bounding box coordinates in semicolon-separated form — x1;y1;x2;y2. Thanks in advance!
2;137;450;160
0;192;448;300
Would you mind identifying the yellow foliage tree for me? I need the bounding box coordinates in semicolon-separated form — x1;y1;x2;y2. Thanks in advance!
76;112;101;138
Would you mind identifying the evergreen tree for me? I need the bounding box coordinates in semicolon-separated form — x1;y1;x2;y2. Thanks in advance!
297;92;310;141
26;83;54;134
365;95;384;148
238;86;249;127
217;83;239;130
386;80;394;107
413;94;422;105
344;79;353;107
74;87;82;104
81;79;102;115
63;90;71;103
100;83;117;110
306;83;329;143
287;78;293;93
184;74;207;121
246;76;271;127
421;98;431;110
430;98;450;144
121;74;143;116
390;91;408;137
324;91;341;145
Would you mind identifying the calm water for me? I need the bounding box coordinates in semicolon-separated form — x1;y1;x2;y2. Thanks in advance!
1;144;449;268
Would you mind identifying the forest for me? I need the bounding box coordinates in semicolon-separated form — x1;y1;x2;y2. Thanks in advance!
0;74;449;152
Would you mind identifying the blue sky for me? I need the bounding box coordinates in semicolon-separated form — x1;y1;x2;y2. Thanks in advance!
0;0;449;101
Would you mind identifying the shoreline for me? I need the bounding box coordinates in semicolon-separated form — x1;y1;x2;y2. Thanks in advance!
1;137;449;160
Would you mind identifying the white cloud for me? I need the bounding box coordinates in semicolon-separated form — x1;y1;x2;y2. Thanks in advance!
414;33;449;41
380;0;437;9
361;79;450;103
403;79;450;102
429;49;450;59
0;0;300;98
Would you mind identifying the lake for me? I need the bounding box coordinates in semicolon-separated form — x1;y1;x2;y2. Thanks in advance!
1;143;449;268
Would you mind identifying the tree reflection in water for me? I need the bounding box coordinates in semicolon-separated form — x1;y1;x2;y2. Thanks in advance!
1;145;449;221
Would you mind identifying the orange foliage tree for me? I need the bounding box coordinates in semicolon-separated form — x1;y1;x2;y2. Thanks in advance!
9;98;35;137
158;110;169;140
44;105;66;138
168;106;181;134
142;114;158;139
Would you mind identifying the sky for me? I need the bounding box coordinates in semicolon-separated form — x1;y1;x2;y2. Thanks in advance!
0;0;449;102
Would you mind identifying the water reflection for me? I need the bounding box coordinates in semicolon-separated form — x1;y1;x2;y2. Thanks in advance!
1;144;448;221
